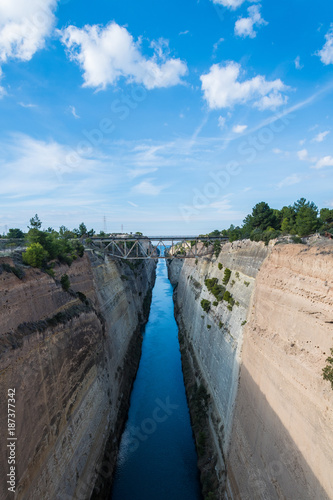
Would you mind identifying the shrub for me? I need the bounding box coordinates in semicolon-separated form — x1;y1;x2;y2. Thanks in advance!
213;241;221;257
207;324;211;329
7;228;24;238
201;299;211;313
222;268;231;285
323;348;333;390
212;301;218;306
46;269;55;278
218;262;223;270
1;264;24;279
205;278;225;302
241;320;247;326
227;304;233;311
235;271;240;279
23;243;49;268
230;280;235;287
218;321;223;329
291;236;304;244
223;290;235;307
244;281;250;287
77;291;87;302
60;274;70;291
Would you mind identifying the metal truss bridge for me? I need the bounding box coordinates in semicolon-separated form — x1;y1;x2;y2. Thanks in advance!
90;236;228;260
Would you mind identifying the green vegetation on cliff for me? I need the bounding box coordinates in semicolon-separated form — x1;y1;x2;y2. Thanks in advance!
21;215;86;269
205;198;333;244
323;348;333;390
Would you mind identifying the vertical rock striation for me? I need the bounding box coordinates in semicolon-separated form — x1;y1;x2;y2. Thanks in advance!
0;251;156;500
169;239;333;500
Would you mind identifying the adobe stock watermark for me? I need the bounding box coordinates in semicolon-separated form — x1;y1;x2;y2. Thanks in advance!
53;85;148;182
179;111;294;223
180;161;242;222
58;396;179;500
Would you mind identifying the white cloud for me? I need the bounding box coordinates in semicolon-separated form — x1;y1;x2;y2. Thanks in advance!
179;30;189;36
200;61;289;110
127;167;158;179
0;0;58;64
132;179;166;196
18;102;37;108
297;149;309;161
317;24;333;65
0;133;98;198
232;124;247;133
294;56;303;69
69;105;80;119
59;22;188;90
218;116;226;129
211;0;246;9
277;174;301;188
213;37;224;57
299;139;306;145
313;156;333;169
312;130;329;142
235;5;267;39
272;148;283;154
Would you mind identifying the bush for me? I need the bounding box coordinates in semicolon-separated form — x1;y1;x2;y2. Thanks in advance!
223;290;235;306
201;299;211;313
218;262;223;270
1;264;24;279
7;228;24;238
60;274;70;291
23;243;49;268
291;236;304;244
244;281;250;287
205;278;225;302
213;241;221;257
323;348;333;390
207;324;211;329
222;268;231;285
212;301;218;306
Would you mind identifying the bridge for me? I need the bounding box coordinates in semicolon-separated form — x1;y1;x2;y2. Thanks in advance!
89;235;228;260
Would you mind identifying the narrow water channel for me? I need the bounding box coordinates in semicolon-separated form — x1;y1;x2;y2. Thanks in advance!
110;258;202;500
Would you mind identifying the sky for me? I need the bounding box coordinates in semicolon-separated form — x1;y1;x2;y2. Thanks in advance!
0;0;332;235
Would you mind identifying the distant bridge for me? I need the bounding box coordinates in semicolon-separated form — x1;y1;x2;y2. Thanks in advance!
89;236;229;260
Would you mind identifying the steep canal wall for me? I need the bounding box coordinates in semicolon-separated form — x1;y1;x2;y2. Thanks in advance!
168;238;333;500
0;250;156;500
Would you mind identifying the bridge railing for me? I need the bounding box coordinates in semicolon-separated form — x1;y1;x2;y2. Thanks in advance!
88;236;228;260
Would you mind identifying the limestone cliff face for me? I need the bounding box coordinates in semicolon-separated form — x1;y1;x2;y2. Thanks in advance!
169;239;333;500
0;251;156;500
227;241;333;500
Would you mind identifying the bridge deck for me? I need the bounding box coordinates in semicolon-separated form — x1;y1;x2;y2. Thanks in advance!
89;235;228;260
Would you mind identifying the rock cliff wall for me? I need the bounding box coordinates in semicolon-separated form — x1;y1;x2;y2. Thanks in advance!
0;251;156;500
169;239;333;500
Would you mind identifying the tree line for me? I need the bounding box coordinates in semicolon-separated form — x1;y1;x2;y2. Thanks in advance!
209;198;333;244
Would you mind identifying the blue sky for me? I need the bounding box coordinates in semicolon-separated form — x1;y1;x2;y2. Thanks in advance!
0;0;332;235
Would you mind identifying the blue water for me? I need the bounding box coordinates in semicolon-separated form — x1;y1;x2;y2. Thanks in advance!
110;259;202;500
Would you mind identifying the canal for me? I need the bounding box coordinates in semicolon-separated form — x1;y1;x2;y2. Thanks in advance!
110;258;202;500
